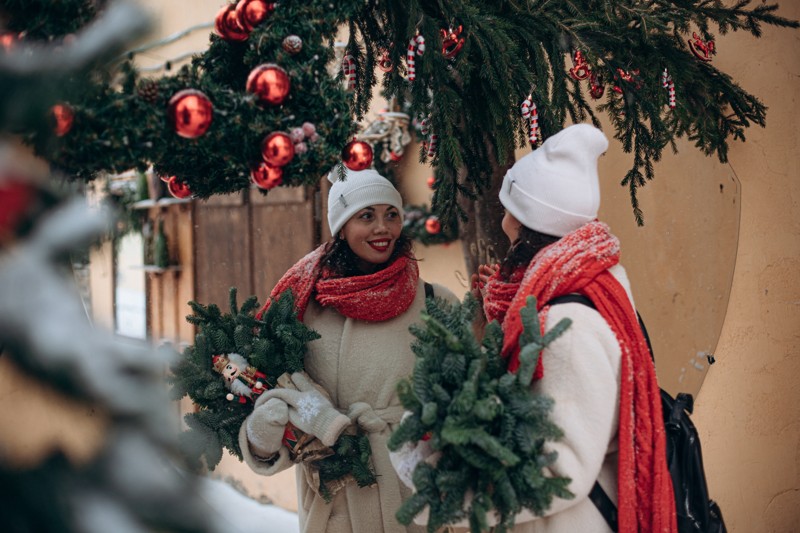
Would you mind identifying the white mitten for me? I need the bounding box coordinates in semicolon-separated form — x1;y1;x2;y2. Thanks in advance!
389;438;434;489
246;397;289;457
258;372;351;447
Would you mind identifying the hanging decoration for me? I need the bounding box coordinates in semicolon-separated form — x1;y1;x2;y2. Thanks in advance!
166;176;193;199
662;69;676;109
246;63;291;105
425;133;438;159
341;54;356;90
235;0;275;32
406;31;425;82
378;49;394;73
214;3;248;42
427;175;435;189
424;215;441;234
612;68;642;94
341;138;373;171
358;110;412;163
282;34;303;55
440;25;465;59
261;132;295;167
50;103;74;137
568;50;591;81
520;96;538;145
589;72;605;99
688;32;715;62
251;162;284;190
167;89;213;139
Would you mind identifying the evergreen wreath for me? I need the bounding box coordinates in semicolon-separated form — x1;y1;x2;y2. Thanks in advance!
388;295;574;533
402;204;459;246
169;287;377;497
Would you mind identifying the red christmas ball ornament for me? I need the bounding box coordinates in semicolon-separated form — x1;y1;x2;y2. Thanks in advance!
426;175;436;189
0;32;19;51
235;0;275;32
50;103;74;137
440;25;465;59
261;132;295;167
341;139;373;171
246;63;291;105
425;216;442;234
166;177;193;199
167;89;213;139
215;4;248;41
251;162;284;190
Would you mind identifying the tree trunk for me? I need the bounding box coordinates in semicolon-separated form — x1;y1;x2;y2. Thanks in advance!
458;141;515;277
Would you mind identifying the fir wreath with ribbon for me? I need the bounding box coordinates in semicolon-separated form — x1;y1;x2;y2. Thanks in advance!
169;287;376;499
388;295;573;533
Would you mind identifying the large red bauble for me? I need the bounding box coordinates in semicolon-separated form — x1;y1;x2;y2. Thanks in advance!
261;132;295;167
50;103;74;137
167;89;213;139
166;177;193;199
341;139;373;171
235;0;275;31
246;63;291;105
214;4;248;41
251;162;284;190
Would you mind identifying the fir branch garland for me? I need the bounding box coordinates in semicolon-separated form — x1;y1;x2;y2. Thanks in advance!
169;287;377;497
388;295;574;533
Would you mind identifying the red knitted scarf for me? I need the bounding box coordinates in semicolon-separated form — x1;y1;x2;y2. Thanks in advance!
484;221;677;533
257;244;420;322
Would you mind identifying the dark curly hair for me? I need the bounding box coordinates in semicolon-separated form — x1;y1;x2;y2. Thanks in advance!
320;232;415;277
499;225;560;279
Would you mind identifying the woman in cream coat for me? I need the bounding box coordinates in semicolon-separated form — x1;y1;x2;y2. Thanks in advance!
240;167;457;533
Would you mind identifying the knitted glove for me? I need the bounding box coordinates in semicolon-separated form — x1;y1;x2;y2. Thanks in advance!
258;371;351;447
246;396;289;458
389;438;435;489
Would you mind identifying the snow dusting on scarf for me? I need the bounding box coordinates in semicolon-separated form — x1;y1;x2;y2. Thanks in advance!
486;220;677;533
257;243;419;323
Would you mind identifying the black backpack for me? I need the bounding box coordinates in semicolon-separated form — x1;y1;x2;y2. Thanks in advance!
547;295;727;533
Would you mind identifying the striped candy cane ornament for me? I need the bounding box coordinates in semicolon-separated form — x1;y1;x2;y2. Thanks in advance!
407;33;425;82
342;54;356;90
426;133;438;159
662;68;676;109
521;96;539;145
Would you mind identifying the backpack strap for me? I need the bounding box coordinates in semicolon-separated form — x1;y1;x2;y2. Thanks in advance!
424;282;434;299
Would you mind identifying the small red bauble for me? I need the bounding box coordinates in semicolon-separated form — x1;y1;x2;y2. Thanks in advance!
168;89;213;139
427;176;436;189
341;139;373;171
261;132;295;167
0;32;19;51
425;216;441;234
377;50;393;73
246;63;291;105
251;162;284;190
50;103;74;137
214;4;248;42
282;35;303;55
235;0;274;32
166;177;193;199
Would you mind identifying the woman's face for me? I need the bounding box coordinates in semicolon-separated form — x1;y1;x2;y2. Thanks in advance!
340;204;403;271
501;209;521;244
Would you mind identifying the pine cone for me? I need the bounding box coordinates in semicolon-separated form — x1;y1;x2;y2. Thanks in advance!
136;80;160;103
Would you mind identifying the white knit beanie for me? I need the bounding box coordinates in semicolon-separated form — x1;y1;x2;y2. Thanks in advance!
326;166;404;236
499;123;609;237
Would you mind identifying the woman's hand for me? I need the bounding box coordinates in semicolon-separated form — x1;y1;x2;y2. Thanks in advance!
470;263;498;302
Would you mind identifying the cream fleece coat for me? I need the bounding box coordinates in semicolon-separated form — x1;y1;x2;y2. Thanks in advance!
240;279;458;533
438;263;632;533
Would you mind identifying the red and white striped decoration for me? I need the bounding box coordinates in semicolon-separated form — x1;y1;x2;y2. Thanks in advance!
426;133;438;159
406;33;425;82
342;54;356;90
419;117;430;136
662;68;676;109
521;96;539;145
